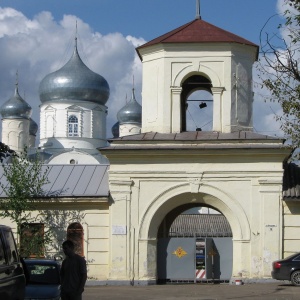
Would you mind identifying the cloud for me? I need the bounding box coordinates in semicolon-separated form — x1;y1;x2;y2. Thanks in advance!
0;3;289;146
251;0;298;139
0;7;145;142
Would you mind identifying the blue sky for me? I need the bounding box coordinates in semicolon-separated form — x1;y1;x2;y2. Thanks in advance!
1;0;281;44
0;0;286;139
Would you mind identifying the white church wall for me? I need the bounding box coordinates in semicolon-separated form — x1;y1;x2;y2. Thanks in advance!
39;102;107;150
81;110;92;138
47;150;109;164
105;146;288;282
91;108;107;139
0;201;110;281
2;119;30;153
119;123;141;137
139;43;256;134
283;201;300;257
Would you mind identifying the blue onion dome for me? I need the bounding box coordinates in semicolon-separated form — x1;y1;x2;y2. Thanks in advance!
0;84;32;119
29;118;38;136
117;88;142;124
39;39;110;105
111;121;120;138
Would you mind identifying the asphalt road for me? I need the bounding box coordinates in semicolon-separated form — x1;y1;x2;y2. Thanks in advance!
83;282;299;300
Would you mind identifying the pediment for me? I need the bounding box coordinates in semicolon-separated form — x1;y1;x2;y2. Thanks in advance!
67;105;83;111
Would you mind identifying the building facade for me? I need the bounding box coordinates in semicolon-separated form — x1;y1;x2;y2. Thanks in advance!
0;11;298;285
101;17;292;283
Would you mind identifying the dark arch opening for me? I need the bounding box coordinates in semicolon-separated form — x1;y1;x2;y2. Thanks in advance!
181;75;213;132
67;222;84;256
157;204;232;238
157;204;233;283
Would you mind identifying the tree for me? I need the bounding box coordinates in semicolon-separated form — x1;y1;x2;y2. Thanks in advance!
0;147;51;257
257;0;300;148
0;142;14;163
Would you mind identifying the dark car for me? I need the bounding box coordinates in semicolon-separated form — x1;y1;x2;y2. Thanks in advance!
24;258;62;300
0;225;26;300
271;252;300;286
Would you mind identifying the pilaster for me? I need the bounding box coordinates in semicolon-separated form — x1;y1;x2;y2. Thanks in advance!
171;87;182;133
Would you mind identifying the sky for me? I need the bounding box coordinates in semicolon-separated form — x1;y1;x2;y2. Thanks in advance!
0;0;287;141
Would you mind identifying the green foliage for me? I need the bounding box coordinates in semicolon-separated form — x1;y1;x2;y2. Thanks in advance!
0;142;14;163
0;147;51;257
257;0;300;147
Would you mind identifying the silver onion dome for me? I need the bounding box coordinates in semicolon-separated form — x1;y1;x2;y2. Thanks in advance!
0;85;32;119
111;121;120;138
39;40;110;105
29;118;38;136
117;88;142;124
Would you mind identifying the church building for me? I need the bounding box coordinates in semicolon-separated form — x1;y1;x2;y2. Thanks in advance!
0;5;299;285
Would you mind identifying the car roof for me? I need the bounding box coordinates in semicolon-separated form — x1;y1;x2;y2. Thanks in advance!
24;258;62;265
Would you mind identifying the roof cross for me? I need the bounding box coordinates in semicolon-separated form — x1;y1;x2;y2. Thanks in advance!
196;0;201;20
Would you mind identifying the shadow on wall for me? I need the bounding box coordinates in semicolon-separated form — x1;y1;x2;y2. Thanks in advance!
40;205;85;258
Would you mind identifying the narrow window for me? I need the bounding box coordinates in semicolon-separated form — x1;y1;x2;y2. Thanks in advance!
20;223;44;258
2;229;19;263
67;222;84;256
68;115;79;137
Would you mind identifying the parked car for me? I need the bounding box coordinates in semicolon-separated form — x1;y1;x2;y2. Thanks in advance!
24;258;62;300
0;225;26;300
271;252;300;286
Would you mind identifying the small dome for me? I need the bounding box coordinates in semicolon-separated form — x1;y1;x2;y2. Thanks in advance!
117;89;142;124
111;121;119;138
39;41;110;105
0;85;32;119
29;118;38;136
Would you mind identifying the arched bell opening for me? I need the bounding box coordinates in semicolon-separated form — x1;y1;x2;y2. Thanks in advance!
181;75;213;132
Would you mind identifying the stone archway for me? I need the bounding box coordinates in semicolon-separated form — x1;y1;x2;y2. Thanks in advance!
137;183;250;281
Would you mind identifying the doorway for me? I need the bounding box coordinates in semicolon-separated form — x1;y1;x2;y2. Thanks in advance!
157;206;233;283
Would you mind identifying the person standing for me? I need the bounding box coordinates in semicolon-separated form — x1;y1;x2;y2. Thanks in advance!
60;240;87;300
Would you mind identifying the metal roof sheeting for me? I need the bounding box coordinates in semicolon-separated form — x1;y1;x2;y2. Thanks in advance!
108;131;282;142
169;214;232;237
0;164;109;198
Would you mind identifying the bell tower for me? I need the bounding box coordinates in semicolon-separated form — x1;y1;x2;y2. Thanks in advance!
136;14;258;134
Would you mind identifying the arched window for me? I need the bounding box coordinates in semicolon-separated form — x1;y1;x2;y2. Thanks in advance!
181;75;213;132
68;115;78;137
67;222;84;256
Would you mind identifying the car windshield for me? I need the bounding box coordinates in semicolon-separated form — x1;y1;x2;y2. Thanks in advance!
27;263;60;285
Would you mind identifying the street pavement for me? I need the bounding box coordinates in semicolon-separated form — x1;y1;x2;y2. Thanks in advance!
83;282;299;299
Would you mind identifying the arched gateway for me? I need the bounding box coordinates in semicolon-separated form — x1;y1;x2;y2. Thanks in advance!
101;12;290;284
139;185;249;282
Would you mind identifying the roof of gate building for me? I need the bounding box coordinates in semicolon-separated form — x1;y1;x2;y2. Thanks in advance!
136;18;259;59
108;131;284;142
104;131;287;150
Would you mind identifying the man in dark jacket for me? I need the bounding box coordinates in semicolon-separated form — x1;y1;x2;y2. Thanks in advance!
60;240;87;300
